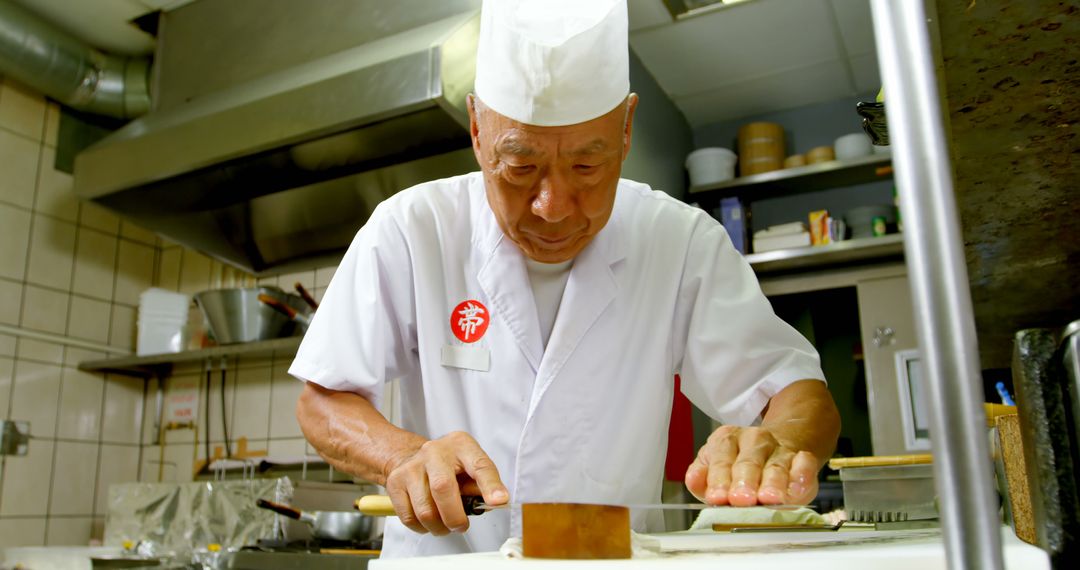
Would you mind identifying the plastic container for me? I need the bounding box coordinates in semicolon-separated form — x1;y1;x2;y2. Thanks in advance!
685;147;737;187
835;132;874;160
845;205;897;239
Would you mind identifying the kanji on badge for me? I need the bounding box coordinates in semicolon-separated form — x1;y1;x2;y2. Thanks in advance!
451;300;489;343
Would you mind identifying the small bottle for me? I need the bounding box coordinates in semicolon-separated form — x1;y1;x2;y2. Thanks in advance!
872;216;887;237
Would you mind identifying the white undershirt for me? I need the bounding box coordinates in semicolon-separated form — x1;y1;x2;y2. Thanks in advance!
524;258;573;349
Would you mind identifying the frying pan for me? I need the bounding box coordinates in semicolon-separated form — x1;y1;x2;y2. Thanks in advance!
256;499;373;542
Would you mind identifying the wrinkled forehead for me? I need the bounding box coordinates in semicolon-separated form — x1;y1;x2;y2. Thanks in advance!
478;100;625;159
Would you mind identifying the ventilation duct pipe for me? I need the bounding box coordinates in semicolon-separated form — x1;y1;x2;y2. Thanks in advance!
0;0;150;118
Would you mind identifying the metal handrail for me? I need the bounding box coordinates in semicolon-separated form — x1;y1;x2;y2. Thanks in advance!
869;1;1004;568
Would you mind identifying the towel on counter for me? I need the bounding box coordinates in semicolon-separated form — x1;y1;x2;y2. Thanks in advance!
690;506;824;530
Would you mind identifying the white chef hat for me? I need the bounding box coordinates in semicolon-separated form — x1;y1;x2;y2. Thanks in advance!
474;0;630;127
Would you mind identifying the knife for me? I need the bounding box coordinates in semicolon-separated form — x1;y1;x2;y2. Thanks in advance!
354;495;811;517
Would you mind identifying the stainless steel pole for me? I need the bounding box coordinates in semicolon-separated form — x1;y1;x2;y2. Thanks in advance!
868;1;1004;569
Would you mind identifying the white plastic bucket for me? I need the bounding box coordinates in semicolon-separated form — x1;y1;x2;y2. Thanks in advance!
685;147;737;187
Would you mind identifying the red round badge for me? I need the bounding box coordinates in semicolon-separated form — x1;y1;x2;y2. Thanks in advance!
451;299;490;343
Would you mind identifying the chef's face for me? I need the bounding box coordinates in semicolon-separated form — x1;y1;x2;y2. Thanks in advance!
468;94;638;263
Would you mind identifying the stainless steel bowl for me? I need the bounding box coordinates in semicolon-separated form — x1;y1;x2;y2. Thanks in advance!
194;287;311;344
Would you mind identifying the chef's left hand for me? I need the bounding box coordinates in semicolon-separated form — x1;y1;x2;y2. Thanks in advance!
684;425;820;506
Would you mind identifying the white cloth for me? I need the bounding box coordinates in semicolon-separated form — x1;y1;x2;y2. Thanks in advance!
524;258;572;348
289;172;825;558
474;0;630;126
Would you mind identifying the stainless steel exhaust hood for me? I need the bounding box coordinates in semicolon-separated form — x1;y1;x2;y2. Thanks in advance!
73;0;482;274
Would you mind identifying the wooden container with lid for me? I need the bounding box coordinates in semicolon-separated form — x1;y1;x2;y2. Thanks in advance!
737;122;785;176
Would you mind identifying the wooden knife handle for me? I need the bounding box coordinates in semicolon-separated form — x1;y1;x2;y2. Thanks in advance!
354;494;488;516
355;495;396;516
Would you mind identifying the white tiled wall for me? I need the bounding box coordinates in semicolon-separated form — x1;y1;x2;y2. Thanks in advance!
0;78;151;548
1;77;344;549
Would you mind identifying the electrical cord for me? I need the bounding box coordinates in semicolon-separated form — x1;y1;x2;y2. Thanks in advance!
221;357;232;458
204;359;211;466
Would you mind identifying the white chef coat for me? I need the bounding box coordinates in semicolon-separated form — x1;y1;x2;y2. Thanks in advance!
289;172;824;558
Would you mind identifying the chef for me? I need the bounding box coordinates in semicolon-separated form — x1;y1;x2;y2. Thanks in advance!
291;0;840;558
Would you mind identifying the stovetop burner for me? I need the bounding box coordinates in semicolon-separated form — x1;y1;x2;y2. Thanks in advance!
243;536;383;553
232;538;381;570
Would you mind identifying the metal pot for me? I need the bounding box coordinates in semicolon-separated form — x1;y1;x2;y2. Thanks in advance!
194;287;312;344
256;499;373;542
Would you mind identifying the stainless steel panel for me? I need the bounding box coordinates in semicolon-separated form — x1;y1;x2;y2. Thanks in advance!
154;0;480;112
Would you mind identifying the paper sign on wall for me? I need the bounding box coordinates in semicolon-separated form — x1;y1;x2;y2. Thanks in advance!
163;375;200;424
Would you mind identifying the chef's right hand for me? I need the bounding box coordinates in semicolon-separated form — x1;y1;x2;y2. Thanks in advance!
384;431;509;535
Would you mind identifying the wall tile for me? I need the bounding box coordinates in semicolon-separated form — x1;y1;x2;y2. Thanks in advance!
0;203;32;281
9;361;62;438
0;279;22;326
94;445;140;516
114;240;156;306
15;338;64;365
0;334;14;357
101;376;145;445
120;221;158;246
50;441;99;516
43;102;60;147
25;214;77;290
0;439;54;516
109;304;136;350
276;271;317;294
57;368;105;441
141;445;170;482
0;129;39;210
163;442;195;483
178;251;212;295
20;285;68;335
0;517;47;547
63;346;106;368
67;296;112;344
232;366;272;442
157;247;182;291
91;516;105;542
45;516;94;546
315;265;337;288
141;383;160;445
72;229;117;301
34;146;78;223
269;364;304;439
0;79;46;141
267;438;309;458
79;202;120;236
0;356;13;418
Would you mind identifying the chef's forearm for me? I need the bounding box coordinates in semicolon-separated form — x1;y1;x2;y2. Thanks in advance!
760;379;840;466
296;382;426;485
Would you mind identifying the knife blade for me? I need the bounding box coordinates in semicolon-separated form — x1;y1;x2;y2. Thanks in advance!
355;495;812;517
470;500;812;512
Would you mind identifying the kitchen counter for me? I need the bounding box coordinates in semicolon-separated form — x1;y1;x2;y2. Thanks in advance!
371;527;1047;569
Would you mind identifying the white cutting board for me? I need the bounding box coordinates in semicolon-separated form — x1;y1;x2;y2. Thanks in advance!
371;527;1048;569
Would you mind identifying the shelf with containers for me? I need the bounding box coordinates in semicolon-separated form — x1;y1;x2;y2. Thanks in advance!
689;152;899;272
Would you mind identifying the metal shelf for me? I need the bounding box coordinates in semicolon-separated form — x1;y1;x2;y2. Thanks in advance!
747;234;905;275
690;153;894;202
78;336;303;378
